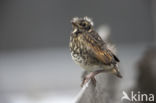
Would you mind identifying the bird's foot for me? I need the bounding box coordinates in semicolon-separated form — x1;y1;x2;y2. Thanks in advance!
81;72;97;87
81;70;106;87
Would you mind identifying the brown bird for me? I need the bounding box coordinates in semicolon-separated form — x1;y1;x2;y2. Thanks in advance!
69;17;122;87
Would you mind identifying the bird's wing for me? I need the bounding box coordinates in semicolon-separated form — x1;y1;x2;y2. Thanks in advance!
82;32;119;65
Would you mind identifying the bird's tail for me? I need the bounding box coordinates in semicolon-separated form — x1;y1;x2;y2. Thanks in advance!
112;67;123;78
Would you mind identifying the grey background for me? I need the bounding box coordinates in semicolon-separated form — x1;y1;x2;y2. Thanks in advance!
0;0;156;103
0;0;154;50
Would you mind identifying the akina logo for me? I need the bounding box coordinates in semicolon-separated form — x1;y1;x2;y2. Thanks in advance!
121;91;155;102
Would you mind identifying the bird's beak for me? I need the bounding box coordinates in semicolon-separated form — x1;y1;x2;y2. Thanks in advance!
71;21;77;27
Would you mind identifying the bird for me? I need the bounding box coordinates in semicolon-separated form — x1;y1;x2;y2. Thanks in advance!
69;17;122;87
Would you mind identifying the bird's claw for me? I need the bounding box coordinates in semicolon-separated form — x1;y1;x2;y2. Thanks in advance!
81;72;97;87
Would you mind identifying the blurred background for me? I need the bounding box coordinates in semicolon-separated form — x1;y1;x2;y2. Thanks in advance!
0;0;156;103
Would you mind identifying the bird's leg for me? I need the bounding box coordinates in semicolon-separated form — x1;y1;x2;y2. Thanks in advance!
81;70;105;87
81;72;96;87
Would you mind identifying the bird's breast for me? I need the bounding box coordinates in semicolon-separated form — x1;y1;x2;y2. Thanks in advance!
69;34;88;65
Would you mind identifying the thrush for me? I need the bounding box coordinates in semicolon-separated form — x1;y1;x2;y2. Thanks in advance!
69;17;122;87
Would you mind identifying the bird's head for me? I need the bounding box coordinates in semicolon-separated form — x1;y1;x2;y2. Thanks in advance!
71;17;93;32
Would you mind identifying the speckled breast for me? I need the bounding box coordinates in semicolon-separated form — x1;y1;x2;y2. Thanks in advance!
69;34;88;66
69;33;104;72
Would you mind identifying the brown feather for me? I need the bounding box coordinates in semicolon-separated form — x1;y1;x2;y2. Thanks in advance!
80;32;117;65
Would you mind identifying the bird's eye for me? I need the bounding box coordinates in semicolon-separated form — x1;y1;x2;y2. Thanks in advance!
80;22;86;27
86;26;91;30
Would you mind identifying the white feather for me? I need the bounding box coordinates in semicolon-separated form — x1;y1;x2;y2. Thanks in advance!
83;16;94;26
72;17;79;22
107;43;117;54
